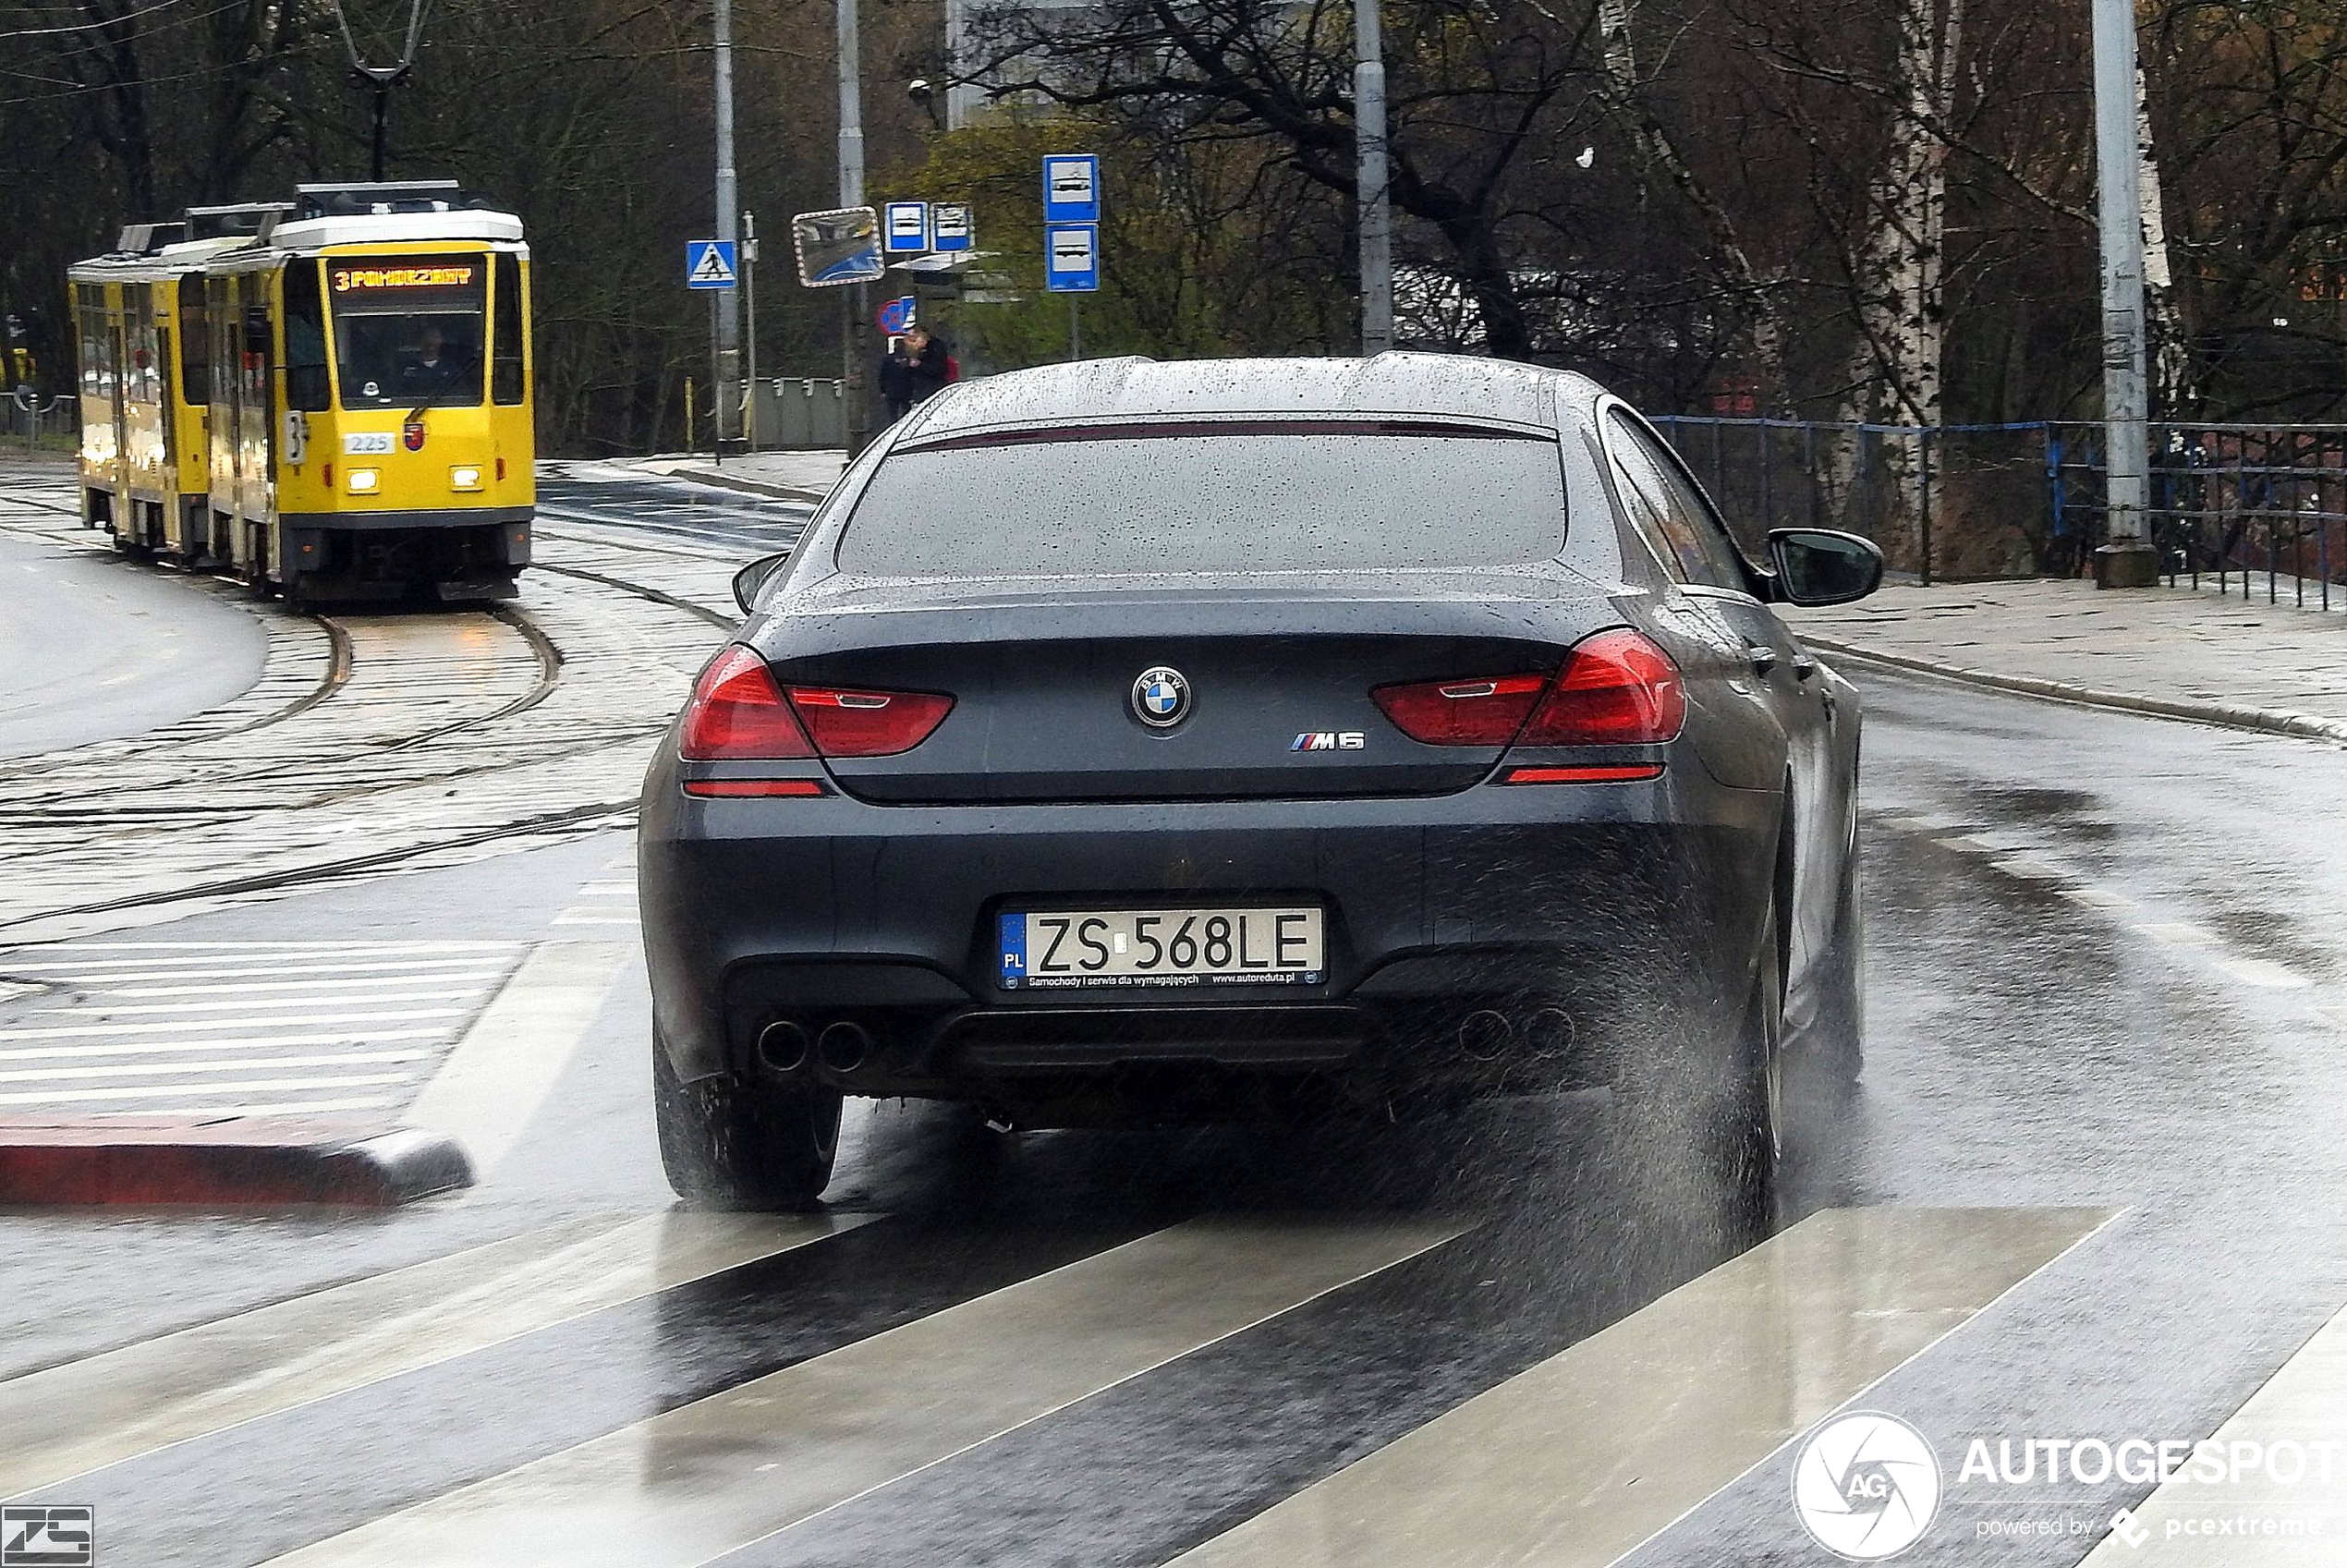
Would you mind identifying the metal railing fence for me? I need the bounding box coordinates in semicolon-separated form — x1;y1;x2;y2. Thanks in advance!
1650;414;2347;598
6;388;73;455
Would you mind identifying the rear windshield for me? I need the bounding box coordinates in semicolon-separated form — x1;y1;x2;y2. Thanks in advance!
836;424;1568;577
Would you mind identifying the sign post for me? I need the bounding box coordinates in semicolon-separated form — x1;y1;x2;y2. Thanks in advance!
1041;156;1102;362
687;240;738;457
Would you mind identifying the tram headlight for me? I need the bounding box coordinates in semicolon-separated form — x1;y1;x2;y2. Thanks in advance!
449;465;483;492
347;468;380;493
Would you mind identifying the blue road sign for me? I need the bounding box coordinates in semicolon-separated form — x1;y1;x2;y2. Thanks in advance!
1041;155;1101;224
686;239;738;290
930;203;975;252
876;295;917;334
1044;223;1100;292
882;202;930;254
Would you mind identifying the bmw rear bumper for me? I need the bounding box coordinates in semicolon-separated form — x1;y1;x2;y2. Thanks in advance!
638;749;1782;1104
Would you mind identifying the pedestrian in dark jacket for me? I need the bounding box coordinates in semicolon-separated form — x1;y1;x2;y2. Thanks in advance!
879;340;917;423
903;327;954;404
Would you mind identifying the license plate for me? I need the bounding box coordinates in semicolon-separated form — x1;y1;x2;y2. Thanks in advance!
1000;907;1324;990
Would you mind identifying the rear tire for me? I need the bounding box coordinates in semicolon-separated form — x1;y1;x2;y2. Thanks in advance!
1804;847;1866;1087
1613;898;1783;1242
652;1031;841;1209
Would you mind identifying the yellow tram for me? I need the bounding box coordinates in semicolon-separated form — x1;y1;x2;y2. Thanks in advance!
71;180;534;602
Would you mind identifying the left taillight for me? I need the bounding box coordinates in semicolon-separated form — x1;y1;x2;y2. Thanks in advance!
678;646;815;760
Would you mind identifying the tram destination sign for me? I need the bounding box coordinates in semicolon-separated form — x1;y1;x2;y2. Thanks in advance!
330;262;479;293
790;206;884;288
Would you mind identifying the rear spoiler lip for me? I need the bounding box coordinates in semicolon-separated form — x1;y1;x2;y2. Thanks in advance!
893;416;1558;454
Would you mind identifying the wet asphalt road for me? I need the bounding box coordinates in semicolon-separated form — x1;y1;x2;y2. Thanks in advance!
6;470;2347;1565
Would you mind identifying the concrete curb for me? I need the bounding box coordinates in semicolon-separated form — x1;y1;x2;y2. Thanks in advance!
664;466;831;505
1803;634;2347;747
0;1121;475;1207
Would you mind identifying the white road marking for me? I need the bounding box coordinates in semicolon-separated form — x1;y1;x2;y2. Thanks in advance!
34;989;487;1016
0;1072;417;1106
0;1049;443;1084
0;1027;447;1063
2061;888;2134;909
2134;921;2220;947
0;1008;467;1041
2076;1297;2347;1562
262;1218;1464;1568
0;1210;866;1500
30;958;517;984
401;942;631;1179
1167;1208;2115;1568
2213;957;2312;991
89;970;507;999
87;1096;399;1118
550;913;639;927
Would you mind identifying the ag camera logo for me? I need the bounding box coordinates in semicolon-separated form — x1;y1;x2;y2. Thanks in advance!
1792;1412;1941;1560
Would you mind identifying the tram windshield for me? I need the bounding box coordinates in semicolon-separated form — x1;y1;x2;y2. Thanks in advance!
325;254;487;409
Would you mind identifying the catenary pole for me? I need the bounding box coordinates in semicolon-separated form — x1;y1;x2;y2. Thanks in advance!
713;0;743;451
1355;0;1393;354
2091;0;2158;586
839;0;871;455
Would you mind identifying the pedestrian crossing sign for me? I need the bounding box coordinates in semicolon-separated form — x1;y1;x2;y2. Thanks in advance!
686;240;738;290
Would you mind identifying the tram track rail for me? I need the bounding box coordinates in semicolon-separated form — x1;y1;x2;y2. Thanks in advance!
0;471;741;941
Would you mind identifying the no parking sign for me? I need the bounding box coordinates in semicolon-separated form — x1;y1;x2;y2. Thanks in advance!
876;296;917;334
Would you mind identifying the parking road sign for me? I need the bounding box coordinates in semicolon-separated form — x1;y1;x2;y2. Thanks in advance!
685;240;737;290
1042;155;1101;224
883;201;930;254
1045;223;1100;292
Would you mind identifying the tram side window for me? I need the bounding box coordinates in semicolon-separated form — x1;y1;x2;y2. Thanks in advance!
283;261;331;411
492;256;525;406
243;306;272;404
78;286;110;399
180;279;208;406
326;253;487;409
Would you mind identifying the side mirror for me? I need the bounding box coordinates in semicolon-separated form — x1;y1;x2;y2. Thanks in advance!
1767;529;1883;606
731;552;790;615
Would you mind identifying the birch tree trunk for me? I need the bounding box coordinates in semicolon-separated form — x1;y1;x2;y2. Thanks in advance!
1834;0;1963;567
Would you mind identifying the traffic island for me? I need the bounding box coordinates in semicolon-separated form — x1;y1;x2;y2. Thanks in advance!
0;1118;473;1207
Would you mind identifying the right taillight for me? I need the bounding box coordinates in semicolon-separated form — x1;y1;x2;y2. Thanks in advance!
678;645;816;760
785;687;954;758
1372;628;1684;749
1517;628;1685;745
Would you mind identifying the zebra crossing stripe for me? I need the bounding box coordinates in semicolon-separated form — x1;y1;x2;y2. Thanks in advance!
400;942;632;1180
1163;1207;2115;1568
0;1210;866;1501
261;1217;1465;1568
2074;1295;2347;1562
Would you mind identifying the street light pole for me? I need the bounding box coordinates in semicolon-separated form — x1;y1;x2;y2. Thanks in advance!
712;0;744;452
839;0;872;456
2091;0;2158;587
1355;0;1393;355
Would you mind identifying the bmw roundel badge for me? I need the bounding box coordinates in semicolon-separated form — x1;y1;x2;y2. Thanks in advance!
1131;665;1190;728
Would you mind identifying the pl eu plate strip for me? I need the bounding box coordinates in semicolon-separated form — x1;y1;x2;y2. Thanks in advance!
0;1209;864;1501
1164;1206;2113;1568
263;1215;1465;1568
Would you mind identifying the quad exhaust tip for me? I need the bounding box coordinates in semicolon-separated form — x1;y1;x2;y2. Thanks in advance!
1458;1010;1513;1062
756;1020;810;1076
817;1021;871;1075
